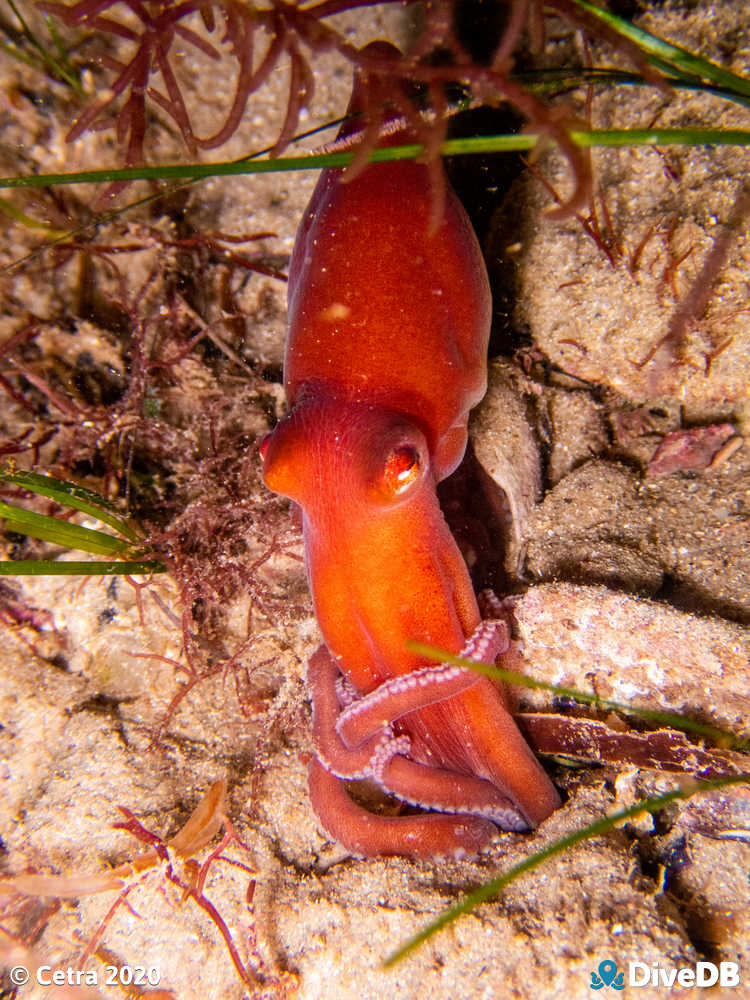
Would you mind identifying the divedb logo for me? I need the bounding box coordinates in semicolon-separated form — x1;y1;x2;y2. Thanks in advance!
590;959;741;990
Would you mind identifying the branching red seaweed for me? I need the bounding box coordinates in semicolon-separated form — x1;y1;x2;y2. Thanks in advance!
36;0;648;214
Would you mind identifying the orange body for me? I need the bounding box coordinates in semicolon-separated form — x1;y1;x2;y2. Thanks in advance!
263;57;559;830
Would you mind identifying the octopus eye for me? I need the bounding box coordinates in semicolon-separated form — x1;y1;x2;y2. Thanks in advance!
382;445;421;496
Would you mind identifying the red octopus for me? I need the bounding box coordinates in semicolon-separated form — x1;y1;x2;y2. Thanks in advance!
262;44;560;859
